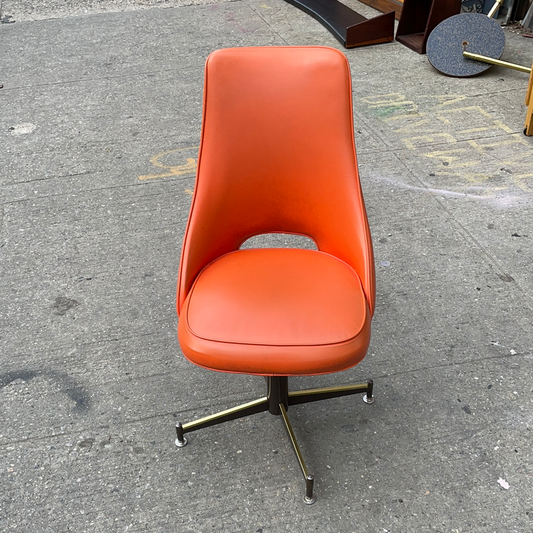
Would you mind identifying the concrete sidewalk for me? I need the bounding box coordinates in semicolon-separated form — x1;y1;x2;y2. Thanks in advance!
1;1;533;531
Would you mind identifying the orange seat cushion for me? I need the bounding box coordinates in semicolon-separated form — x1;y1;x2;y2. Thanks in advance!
178;248;371;376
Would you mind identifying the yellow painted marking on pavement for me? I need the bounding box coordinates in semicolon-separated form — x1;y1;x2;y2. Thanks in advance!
436;105;494;119
360;92;533;201
493;120;514;133
428;95;468;108
403;133;457;150
511;174;533;192
139;147;198;180
393;117;431;133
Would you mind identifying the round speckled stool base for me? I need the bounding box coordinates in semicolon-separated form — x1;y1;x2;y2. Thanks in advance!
427;13;505;77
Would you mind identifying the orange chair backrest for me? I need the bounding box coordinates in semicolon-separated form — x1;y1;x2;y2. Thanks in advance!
177;47;375;316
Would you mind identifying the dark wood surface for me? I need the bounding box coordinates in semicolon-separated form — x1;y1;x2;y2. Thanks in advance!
396;0;461;54
284;0;395;47
357;0;404;20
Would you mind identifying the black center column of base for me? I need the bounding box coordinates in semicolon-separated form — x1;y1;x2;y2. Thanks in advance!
267;376;289;415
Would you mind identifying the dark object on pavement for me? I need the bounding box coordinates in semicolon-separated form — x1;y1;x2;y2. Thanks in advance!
284;0;395;48
396;0;462;54
427;13;506;76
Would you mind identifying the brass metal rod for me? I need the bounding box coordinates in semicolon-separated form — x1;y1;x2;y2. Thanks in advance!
463;51;532;74
278;403;316;504
279;403;309;479
288;382;369;406
288;383;368;398
487;0;503;18
182;396;268;432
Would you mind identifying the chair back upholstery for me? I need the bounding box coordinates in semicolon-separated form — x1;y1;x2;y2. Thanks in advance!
177;47;375;315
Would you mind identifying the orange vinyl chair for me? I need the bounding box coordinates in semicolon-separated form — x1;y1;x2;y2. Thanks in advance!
175;46;376;504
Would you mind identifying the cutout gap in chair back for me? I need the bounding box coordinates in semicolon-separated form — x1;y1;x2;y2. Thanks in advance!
240;233;318;250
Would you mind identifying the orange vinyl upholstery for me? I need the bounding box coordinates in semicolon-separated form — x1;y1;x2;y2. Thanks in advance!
177;46;375;376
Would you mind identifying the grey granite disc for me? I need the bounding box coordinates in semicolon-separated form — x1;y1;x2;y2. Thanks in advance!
427;13;505;77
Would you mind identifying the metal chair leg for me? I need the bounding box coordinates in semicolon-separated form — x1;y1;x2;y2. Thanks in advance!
175;396;269;446
175;422;188;447
175;377;374;504
288;380;374;406
279;403;316;504
363;379;375;404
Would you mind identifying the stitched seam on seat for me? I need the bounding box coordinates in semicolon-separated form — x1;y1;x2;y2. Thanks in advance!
184;250;368;346
184;303;369;348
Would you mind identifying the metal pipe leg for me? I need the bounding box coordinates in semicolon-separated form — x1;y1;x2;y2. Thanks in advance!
288;380;374;406
175;422;188;447
305;474;315;503
279;403;316;504
175;396;269;447
363;379;375;404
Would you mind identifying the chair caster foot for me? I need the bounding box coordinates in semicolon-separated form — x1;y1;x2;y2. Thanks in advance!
363;394;374;404
304;474;316;504
303;494;316;505
175;422;188;447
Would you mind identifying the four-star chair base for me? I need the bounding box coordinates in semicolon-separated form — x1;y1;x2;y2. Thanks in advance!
175;376;374;504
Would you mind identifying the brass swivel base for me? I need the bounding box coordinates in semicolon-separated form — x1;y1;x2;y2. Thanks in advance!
175;376;374;504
